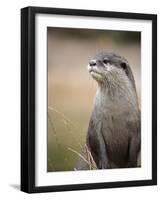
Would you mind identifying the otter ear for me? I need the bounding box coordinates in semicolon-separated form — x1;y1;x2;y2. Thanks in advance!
120;62;127;70
121;62;129;76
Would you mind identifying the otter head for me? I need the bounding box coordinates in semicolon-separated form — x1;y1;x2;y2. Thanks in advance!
87;52;136;90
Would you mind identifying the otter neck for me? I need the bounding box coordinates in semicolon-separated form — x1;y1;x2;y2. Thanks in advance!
94;80;139;114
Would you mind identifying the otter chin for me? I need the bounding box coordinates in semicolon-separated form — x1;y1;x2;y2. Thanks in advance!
76;52;141;170
88;67;104;82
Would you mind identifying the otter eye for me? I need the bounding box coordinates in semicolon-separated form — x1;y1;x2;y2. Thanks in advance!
121;62;127;70
103;58;109;64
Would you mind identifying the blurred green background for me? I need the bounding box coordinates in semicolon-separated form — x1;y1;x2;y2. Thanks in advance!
47;27;141;172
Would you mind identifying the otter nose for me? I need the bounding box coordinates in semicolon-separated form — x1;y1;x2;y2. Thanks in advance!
89;60;96;67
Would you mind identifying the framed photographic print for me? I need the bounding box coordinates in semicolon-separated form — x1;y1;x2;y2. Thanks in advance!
21;6;157;193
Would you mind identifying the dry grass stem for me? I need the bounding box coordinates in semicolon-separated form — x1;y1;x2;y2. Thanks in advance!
68;146;97;170
48;106;79;129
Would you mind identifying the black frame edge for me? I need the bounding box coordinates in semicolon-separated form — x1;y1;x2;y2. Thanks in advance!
21;7;30;193
152;14;157;185
23;6;157;19
32;180;155;193
21;7;36;193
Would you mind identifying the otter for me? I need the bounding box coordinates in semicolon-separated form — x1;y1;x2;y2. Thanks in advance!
76;52;141;170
